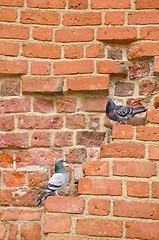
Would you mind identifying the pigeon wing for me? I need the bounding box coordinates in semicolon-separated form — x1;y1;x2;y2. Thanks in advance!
115;106;132;117
47;173;66;191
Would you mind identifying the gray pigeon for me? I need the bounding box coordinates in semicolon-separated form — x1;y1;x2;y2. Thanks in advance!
106;98;147;124
37;158;69;206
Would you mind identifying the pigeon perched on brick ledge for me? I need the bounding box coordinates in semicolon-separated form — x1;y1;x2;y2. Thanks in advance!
106;98;147;124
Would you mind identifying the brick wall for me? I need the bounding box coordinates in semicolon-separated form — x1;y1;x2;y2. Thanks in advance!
0;0;159;239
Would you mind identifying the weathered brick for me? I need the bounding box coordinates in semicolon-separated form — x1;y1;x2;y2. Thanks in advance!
0;97;30;113
0;115;14;131
147;109;159;123
83;161;109;176
27;0;66;8
129;63;150;79
77;131;105;147
43;216;71;233
68;0;88;9
113;161;156;178
54;60;93;75
101;143;145;159
78;178;122;195
0;0;24;6
115;82;134;96
45;237;82;240
88;115;99;131
54;131;73;147
22;43;61;59
112;124;133;139
31;62;50;75
107;45;122;60
0;209;42;221
67;76;109;93
1;80;20;96
0;132;28;149
127;98;144;108
91;0;130;9
56;98;76;113
9;224;18;240
0;153;13;168
154;57;159;74
0;25;29;39
55;28;94;42
139;79;158;95
97;60;128;76
18;115;63;129
3;171;26;187
22;78;63;94
64;45;83;59
128;11;159;24
21;224;41;240
33;27;52;41
136;0;159;9
31;131;51;147
127;42;159;60
44;196;85;213
76;219;122;237
136;126;159;141
86;44;105;58
89;148;100;161
28;171;48;188
0;8;17;22
33;98;54;113
152;182;159;198
149;145;159;160
80;97;106;112
63;12;101;25
89;199;110;215
97;27;136;43
154;96;159;109
0;42;19;56
0;60;27;75
126;221;159;240
140;27;159;40
0;223;7;240
66;114;85;129
105;12;124;25
66;148;87;163
127;181;149;197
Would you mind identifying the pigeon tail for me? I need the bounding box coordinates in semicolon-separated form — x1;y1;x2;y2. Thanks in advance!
37;191;52;206
132;107;147;115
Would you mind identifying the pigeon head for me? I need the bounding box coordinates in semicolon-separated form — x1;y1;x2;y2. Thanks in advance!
55;158;66;173
106;98;115;109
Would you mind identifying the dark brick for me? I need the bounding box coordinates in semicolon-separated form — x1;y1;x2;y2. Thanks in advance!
115;82;134;96
107;45;122;60
76;131;105;147
1;80;20;96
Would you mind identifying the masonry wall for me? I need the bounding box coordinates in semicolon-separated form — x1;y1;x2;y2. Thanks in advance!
0;0;159;239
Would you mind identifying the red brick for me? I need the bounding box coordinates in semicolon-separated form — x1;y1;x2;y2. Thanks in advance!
112;124;133;139
101;143;145;159
0;25;29;39
97;60;128;76
105;12;124;25
28;171;48;188
18;115;63;129
136;126;159;141
66;114;85;129
152;182;159;198
114;200;159;219
149;145;159;160
113;161;156;178
140;27;159;40
88;115;100;131
54;60;93;75
33;98;54;113
127;98;145;108
83;161;109;176
86;44;105;58
1;80;20;96
0;97;30;113
0;209;42;221
80;97;106;112
147;109;159;123
136;0;159;9
33;27;52;41
45;237;82;240
22;78;63;94
91;0;130;8
139;79;158;95
78;178;122;195
22;43;61;59
89;199;110;215
97;27;136;43
55;28;94;42
127;42;159;60
0;60;27;75
0;132;28;149
129;63;150;79
31;131;51;147
63;12;101;26
77;131;105;147
154;57;159;74
3;171;26;187
68;0;88;9
0;115;14;130
0;223;7;240
126;221;159;240
54;131;73;147
64;45;83;59
21;223;41;240
9;224;18;240
154;96;159;109
67;76;109;92
31;62;50;75
0;153;13;168
27;0;66;8
44;196;85;213
0;8;17;22
66;148;87;164
0;0;24;6
16;149;62;167
56;98;76;113
43;216;71;233
127;181;149;197
129;11;159;24
76;219;122;237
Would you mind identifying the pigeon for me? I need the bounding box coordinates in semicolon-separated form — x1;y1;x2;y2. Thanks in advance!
37;158;69;206
106;98;147;124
